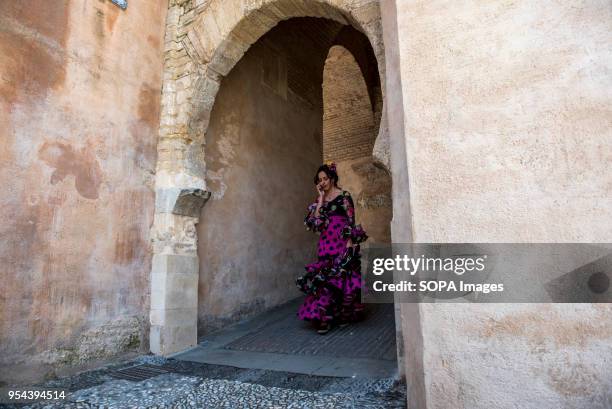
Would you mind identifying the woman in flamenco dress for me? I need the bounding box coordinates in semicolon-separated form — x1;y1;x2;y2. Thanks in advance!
296;163;368;334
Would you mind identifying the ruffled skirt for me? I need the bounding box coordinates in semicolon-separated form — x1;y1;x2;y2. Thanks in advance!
296;245;365;324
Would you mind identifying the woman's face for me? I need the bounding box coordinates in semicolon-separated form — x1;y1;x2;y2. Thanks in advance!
317;171;333;192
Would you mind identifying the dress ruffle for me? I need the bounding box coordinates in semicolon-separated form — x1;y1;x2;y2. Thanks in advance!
303;203;328;232
341;224;368;243
296;246;363;296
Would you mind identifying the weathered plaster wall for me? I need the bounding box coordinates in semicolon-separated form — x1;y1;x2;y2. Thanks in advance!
0;0;167;384
384;0;612;407
196;20;326;334
322;45;391;244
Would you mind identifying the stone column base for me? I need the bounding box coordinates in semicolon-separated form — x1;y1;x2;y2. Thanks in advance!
149;254;199;355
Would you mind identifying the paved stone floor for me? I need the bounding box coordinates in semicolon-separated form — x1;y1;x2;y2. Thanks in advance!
2;300;405;408
174;299;397;378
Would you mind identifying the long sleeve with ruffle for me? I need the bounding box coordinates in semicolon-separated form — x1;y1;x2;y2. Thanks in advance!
340;193;368;244
304;201;328;233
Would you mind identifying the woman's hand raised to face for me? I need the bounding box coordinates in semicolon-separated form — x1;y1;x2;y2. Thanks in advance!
317;183;325;202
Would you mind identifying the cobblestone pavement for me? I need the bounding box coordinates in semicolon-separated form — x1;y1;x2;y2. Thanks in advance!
3;356;406;409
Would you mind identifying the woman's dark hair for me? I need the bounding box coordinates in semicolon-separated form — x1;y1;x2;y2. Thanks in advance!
314;163;339;186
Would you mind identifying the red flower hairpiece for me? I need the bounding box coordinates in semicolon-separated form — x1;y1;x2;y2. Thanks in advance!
328;162;337;172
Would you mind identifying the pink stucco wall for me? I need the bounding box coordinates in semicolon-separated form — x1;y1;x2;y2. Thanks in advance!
0;0;168;384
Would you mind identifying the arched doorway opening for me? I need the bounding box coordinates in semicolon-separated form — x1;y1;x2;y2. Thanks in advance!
194;14;397;378
150;0;414;388
195;17;392;337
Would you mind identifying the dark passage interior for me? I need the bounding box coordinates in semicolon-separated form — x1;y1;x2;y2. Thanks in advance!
194;17;395;376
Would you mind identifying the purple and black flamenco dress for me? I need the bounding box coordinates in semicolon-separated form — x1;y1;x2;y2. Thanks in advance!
296;191;368;326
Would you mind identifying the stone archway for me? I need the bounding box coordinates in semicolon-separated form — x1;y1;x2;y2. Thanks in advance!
150;0;400;366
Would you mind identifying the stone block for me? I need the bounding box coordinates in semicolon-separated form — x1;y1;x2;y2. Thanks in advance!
150;307;197;327
160;113;177;127
174;188;211;216
155;187;210;216
150;254;199;311
150;324;197;355
151;253;199;275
